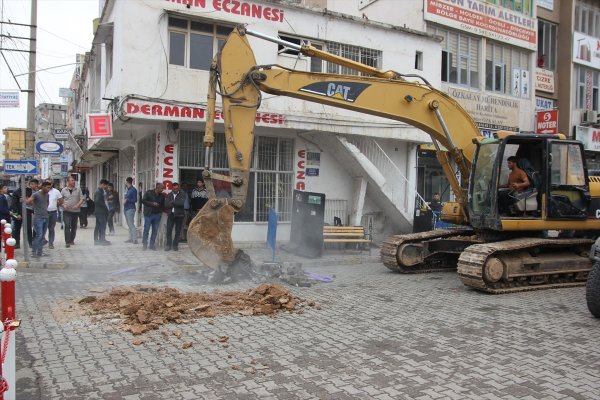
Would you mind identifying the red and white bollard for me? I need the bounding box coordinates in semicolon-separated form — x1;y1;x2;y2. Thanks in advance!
0;220;6;265
1;224;12;269
0;238;17;400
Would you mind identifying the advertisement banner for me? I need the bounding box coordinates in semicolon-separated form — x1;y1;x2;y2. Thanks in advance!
573;31;600;69
535;68;555;93
576;126;600;152
424;0;537;50
0;91;19;108
447;87;520;131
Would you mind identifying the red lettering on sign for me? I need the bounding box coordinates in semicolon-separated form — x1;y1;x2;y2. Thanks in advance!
165;144;174;154
164;167;173;179
593;131;600;142
296;149;306;191
126;101;285;124
164;156;173;166
88;114;112;138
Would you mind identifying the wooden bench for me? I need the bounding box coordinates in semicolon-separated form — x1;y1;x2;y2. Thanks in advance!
323;225;371;254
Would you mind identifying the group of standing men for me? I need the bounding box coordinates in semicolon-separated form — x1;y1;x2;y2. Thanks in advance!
138;178;209;251
0;176;86;257
0;175;210;256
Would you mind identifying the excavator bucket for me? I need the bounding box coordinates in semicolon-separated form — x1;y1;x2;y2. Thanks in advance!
187;201;236;269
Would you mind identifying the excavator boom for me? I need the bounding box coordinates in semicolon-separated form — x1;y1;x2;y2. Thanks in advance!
187;25;482;268
188;26;600;297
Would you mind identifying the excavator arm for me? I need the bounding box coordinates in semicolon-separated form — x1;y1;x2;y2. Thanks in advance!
187;25;483;268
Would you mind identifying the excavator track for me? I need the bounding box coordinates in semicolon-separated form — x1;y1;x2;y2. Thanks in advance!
381;229;477;273
458;237;593;293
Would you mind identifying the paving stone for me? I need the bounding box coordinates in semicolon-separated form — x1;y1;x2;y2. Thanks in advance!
11;221;600;399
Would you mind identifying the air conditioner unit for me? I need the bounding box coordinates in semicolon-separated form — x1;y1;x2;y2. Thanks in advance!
583;110;598;124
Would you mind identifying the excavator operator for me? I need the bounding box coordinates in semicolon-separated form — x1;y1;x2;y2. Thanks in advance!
498;156;531;214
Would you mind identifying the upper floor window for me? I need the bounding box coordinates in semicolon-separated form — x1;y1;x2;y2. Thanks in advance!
278;34;325;73
325;42;381;75
537;20;557;71
485;41;530;98
575;4;600;38
168;17;232;70
576;67;599;111
278;33;381;76
427;25;480;89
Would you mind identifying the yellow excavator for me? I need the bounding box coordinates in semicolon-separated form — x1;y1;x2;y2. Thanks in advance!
187;26;600;297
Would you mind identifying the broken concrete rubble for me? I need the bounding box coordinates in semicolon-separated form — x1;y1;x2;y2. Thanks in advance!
78;283;318;335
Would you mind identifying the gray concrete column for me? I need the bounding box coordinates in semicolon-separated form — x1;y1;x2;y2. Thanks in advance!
350;177;367;226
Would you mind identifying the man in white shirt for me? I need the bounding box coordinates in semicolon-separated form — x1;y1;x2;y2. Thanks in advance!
47;181;63;249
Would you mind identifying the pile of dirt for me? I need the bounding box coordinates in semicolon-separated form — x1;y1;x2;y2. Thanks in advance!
78;283;318;335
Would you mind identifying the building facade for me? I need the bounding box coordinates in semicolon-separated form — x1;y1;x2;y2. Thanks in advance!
73;0;600;243
564;0;600;170
69;0;446;243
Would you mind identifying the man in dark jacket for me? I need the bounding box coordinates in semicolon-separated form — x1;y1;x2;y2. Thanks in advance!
164;182;188;251
141;182;165;251
93;179;110;245
11;178;38;248
0;185;10;222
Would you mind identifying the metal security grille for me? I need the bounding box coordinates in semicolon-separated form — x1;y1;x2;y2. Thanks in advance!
179;131;294;222
179;130;229;169
324;199;348;226
326;42;381;76
253;137;294;222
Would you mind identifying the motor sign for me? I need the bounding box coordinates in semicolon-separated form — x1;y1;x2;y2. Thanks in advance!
536;110;558;134
4;160;38;175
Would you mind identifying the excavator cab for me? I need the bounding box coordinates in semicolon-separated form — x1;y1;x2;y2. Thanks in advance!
469;133;590;232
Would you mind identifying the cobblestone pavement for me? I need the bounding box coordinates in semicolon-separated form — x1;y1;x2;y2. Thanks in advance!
10;221;600;399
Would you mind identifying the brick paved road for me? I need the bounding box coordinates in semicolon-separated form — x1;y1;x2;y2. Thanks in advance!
9;224;600;399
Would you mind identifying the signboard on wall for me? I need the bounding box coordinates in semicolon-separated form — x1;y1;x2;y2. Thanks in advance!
536;110;558;134
155;131;178;191
122;99;285;126
87;113;112;138
535;68;555;93
576;126;600;152
424;0;537;50
163;0;285;23
538;0;553;11
535;97;554;111
573;31;600;69
0;91;19;107
447;87;520;131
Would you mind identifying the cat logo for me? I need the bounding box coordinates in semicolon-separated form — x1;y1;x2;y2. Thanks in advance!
326;83;351;100
299;81;370;103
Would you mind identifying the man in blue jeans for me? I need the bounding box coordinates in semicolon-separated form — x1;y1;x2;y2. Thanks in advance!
141;182;164;250
26;181;51;258
123;177;138;244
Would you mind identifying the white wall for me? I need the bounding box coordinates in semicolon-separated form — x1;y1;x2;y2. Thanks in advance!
105;0;441;136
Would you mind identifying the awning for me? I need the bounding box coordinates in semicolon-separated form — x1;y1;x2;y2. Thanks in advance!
74;149;118;169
